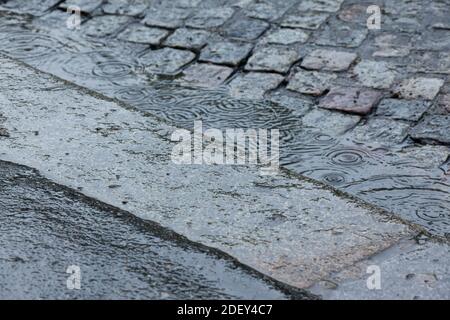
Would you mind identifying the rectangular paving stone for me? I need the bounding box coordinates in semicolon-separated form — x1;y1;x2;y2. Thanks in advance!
185;8;235;28
435;94;450;114
375;99;431;121
142;7;191;29
0;0;60;16
139;48;195;75
297;0;344;12
353;60;397;90
59;0;103;14
81;15;133;37
287;70;337;96
372;33;412;58
0;56;416;289
280;11;329;30
199;40;253;66
164;28;211;50
102;0;148;16
394;78;445;101
118;24;169;45
243;0;295;21
310;240;450;300
245;46;300;74
320;87;382;115
301;108;361;135
301;49;357;71
228;72;284;99
316;22;368;48
410;115;450;145
349;118;410;146
261;28;309;45
178;63;234;88
222;16;269;40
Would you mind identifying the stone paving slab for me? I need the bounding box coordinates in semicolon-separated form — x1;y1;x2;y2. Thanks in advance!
0;55;419;290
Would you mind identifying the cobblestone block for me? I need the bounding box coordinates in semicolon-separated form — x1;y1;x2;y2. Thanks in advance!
59;0;103;14
228;72;284;99
372;33;412;58
434;94;450;114
301;49;357;71
349;118;410;146
302;108;361;135
82;15;132;37
354;60;397;89
118;24;169;45
319;87;382;115
142;7;191;29
199;40;253;66
185;8;234;28
243;0;294;21
102;0;148;16
410;115;450;145
139;48;195;75
245;46;300;73
261;28;309;45
316;23;368;48
375;99;430;121
338;4;371;25
1;0;60;16
281;11;329;30
297;0;344;12
178;63;234;88
223;16;269;40
287;70;336;96
164;28;211;50
394;78;444;100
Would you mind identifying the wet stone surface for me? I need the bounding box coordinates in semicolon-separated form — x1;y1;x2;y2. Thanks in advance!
301;49;357;71
410;115;450;145
319;87;382;115
199;40;253;66
394;78;445;101
118;24;169;45
261;28;309;45
375;99;430;122
287;70;336;96
178;63;233;88
139;47;195;75
353;60;397;90
245;45;300;74
164;28;211;50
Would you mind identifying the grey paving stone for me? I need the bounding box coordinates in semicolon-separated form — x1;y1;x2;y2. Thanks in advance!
407;51;450;75
59;0;103;14
142;7;191;29
338;3;371;25
245;46;300;74
349;118;410;146
371;33;412;58
316;23;368;48
280;11;329;30
354;60;397;90
185;8;235;28
0;0;60;16
139;48;195;75
434;94;450;115
118;24;169;45
243;0;294;21
199;41;253;66
35;9;88;28
228;72;284;99
301;49;357;71
81;15;133;37
269;93;313;116
302;108;361;134
261;28;309;45
397;145;450;169
310;240;450;300
287;70;336;96
375;99;430;121
167;0;203;8
319;87;382;115
297;0;344;12
102;0;148;16
0;56;416;289
178;63;234;88
414;30;450;52
223;16;269;40
410;115;450;145
164;28;211;50
394;78;445;101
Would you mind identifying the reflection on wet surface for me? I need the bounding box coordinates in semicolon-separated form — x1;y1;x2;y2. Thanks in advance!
0;11;448;238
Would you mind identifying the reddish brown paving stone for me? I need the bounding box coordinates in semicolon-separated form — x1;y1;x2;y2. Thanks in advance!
319;87;382;115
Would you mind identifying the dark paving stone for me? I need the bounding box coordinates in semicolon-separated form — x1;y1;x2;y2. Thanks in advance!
410;115;450;145
228;71;284;99
0;161;305;299
245;45;300;73
118;24;169;45
164;28;211;50
178;63;233;88
349;118;410;146
199;40;253;66
185;7;234;29
375;99;431;121
222;16;269;40
319;87;382;115
315;21;368;48
139;47;195;75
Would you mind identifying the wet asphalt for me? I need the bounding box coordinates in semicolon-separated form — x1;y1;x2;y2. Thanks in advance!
0;160;313;299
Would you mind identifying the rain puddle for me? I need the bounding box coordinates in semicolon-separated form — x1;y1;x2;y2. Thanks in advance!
0;11;448;238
